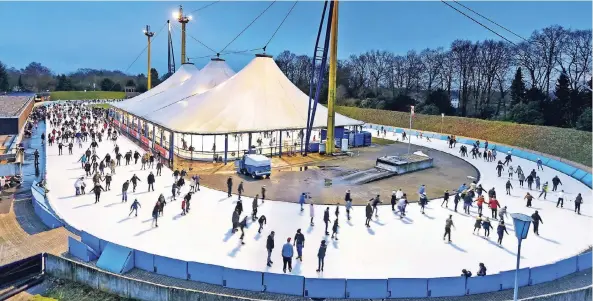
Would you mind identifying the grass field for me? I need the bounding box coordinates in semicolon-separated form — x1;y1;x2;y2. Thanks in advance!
371;136;396;145
50;91;125;100
337;106;592;167
89;103;111;109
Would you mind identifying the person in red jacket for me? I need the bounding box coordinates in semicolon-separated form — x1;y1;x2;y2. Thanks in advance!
489;198;500;219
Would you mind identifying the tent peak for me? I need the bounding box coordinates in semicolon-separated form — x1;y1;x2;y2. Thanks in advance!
211;57;226;62
255;53;273;58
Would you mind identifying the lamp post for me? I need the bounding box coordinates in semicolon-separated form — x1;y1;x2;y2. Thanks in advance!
510;213;533;301
441;113;444;135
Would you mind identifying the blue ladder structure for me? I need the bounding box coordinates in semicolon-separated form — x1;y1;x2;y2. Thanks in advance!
304;0;335;156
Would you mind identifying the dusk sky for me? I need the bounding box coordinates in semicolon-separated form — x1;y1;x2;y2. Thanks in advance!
0;1;591;75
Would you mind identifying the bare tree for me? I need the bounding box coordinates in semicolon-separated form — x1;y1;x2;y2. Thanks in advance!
532;25;568;93
558;29;592;90
420;47;444;92
366;50;391;95
347;54;371;98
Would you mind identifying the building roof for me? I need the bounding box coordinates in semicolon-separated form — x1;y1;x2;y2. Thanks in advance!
0;94;35;118
146;55;363;134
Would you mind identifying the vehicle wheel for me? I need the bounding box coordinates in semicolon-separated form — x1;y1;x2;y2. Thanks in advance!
252;173;256;179
266;175;270;179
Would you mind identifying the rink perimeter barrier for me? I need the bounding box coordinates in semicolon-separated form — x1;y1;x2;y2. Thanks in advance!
35;122;593;299
62;233;593;299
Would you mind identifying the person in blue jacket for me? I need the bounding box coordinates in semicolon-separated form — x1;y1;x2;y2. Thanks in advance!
282;237;294;273
299;193;306;211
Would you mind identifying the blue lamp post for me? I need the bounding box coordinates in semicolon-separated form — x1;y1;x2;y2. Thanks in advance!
511;213;533;301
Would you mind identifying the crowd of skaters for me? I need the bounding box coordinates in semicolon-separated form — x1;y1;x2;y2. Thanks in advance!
36;105;588;278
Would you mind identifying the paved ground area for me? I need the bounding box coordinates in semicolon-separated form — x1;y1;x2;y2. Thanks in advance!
199;141;478;205
0;121;72;266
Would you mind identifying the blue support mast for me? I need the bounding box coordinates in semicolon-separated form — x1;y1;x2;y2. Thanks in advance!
303;0;335;156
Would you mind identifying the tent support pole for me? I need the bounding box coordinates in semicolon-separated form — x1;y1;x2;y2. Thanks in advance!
248;133;252;153
279;131;282;158
169;131;174;168
224;134;228;165
152;124;155;150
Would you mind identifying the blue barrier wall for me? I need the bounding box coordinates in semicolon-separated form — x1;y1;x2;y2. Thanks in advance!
96;242;134;274
428;276;466;297
388;278;428;298
578;252;592;271
154;255;188;280
500;268;530;290
134;250;154;272
263;272;304;296
466;274;501;295
80;231;101;256
555;257;578;279
32;199;63;229
68;237;97;262
530;264;558;285
346;279;388;299
187;262;224;285
305;278;346;299
222;268;263;292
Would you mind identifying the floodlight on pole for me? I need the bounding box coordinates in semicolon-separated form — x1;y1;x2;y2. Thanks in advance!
175;5;191;64
144;25;155;90
511;213;533;301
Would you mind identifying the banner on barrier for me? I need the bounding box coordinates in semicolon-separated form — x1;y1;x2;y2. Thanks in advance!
140;136;151;148
154;144;169;159
113;120;120;127
121;124;128;133
130;129;139;139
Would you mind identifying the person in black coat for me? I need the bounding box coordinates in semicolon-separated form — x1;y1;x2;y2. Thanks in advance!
147;172;155;191
323;207;330;235
266;231;275;267
531;211;543;235
258;215;267;233
90;184;105;204
235;199;243;215
365;200;373;227
226;177;233;197
121;180;130;202
551;176;562;191
130;174;141;192
316;240;327;272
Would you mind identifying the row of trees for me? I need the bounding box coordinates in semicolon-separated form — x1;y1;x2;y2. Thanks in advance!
274;25;592;130
0;61;168;93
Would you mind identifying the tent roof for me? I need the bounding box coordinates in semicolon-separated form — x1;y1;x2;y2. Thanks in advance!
113;63;199;112
147;55;363;134
128;59;235;117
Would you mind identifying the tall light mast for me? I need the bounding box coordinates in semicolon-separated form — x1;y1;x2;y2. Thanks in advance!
325;0;339;155
143;25;155;90
173;5;192;64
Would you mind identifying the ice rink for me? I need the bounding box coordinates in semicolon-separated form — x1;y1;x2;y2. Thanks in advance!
44;123;592;279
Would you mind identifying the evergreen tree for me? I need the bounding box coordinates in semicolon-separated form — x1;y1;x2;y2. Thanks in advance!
100;78;115;91
554;73;573;127
150;68;161;87
576;108;592;132
0;61;9;92
510;67;526;106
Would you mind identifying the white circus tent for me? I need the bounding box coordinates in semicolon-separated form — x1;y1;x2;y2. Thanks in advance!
130;58;236;117
147;54;363;134
113;63;199;113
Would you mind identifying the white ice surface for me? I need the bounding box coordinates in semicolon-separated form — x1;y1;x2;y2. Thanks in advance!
45;124;592;279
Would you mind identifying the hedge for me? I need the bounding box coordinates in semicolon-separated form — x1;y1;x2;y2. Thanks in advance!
337;106;592;167
50;91;125;100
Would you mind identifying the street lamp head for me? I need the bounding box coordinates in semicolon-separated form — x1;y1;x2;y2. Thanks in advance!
172;11;180;20
511;213;532;240
188;15;193;20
